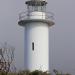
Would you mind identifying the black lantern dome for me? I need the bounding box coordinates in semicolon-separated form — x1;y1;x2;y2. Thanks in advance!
26;0;47;6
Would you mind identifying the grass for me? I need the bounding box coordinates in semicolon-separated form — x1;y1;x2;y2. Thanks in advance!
0;70;71;75
0;70;51;75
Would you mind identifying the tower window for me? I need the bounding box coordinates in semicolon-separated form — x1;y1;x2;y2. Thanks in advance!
32;42;34;51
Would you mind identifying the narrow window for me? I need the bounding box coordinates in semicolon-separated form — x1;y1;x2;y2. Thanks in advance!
32;42;34;51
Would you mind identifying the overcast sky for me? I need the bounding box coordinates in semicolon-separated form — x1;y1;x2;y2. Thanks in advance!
0;0;75;74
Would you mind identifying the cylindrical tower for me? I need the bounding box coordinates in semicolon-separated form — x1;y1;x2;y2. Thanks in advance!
18;0;55;71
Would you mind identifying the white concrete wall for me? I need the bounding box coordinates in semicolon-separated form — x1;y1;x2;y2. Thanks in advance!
24;22;49;71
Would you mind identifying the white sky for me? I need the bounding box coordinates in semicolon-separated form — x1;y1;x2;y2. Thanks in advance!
0;0;75;74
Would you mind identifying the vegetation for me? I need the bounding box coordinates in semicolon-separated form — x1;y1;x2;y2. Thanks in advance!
0;70;71;75
53;69;71;75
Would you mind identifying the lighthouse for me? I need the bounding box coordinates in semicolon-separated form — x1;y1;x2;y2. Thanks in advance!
18;0;54;71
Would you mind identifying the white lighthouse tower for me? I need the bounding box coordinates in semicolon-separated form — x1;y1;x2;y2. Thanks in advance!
18;0;54;71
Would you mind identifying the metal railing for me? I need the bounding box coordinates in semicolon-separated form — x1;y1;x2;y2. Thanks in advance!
19;11;54;21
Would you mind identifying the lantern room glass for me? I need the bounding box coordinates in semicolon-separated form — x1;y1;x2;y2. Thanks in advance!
27;5;46;13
